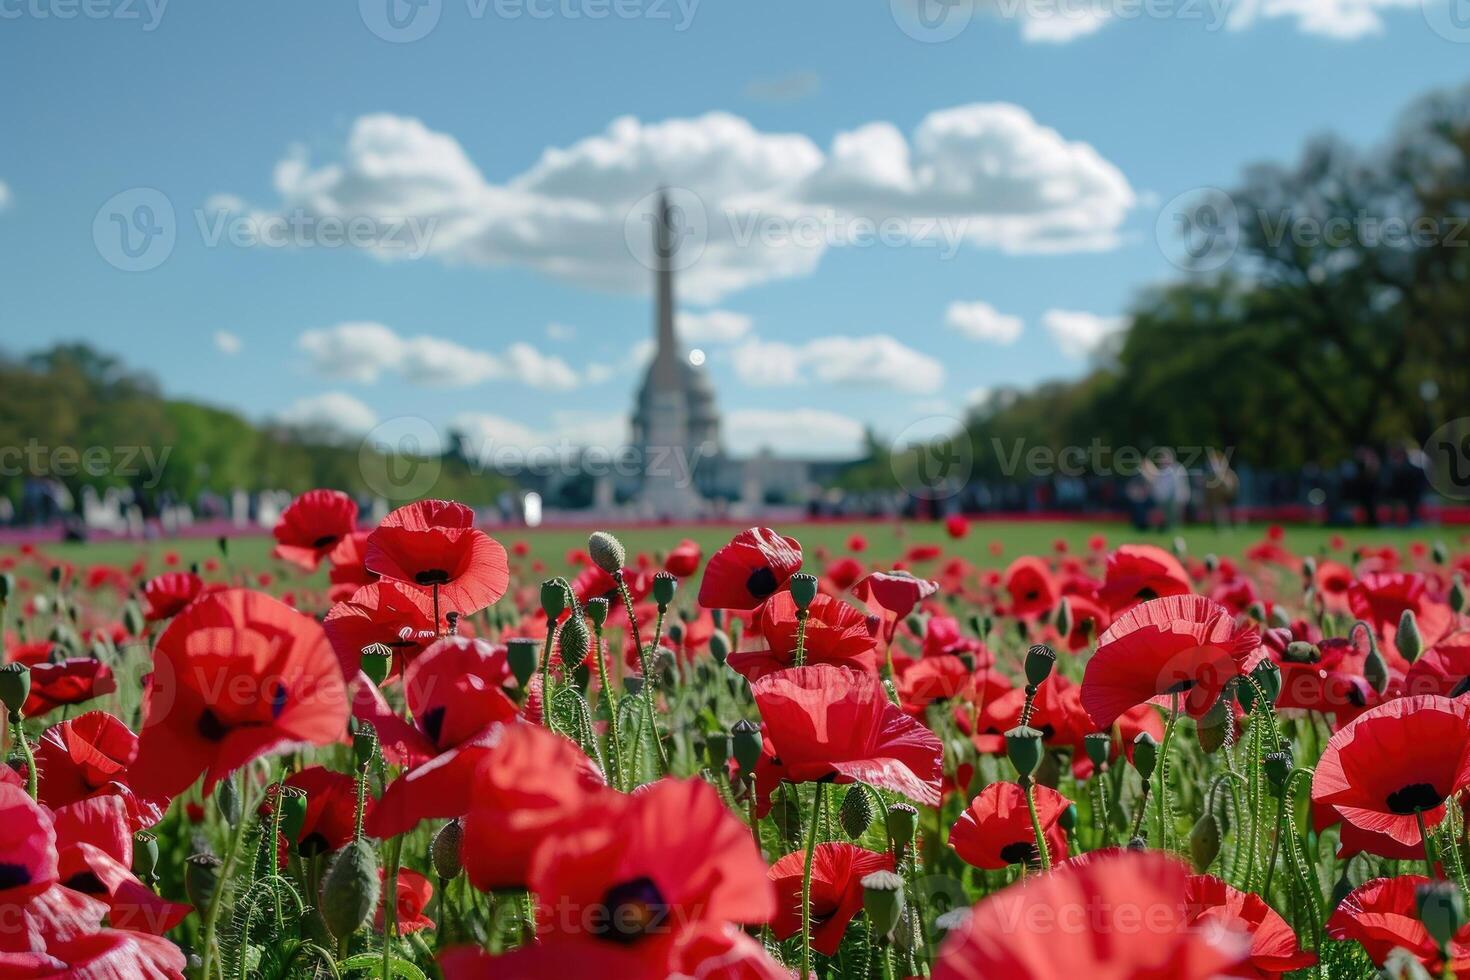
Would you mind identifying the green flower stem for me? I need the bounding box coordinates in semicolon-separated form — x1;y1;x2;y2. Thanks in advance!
1090;770;1111;849
591;623;625;791
10;711;35;799
539;623;559;736
1418;809;1439;880
793;609;810;667
382;833;403;980
199;772;255;980
1243;710;1265;890
616;572;668;777
1129;781;1152;842
799;783;826;980
1023;779;1053;871
1155;693;1180;850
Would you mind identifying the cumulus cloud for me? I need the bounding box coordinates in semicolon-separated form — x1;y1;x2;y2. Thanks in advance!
297;321;579;390
725;408;865;458
451;410;627;460
277;392;378;437
677;309;752;344
945;301;1023;344
1042;309;1129;358
214;330;243;355
731;334;944;393
0;180;10;211
226;107;1134;302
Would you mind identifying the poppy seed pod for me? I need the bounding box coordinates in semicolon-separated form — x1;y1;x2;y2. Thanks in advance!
277;786;309;843
1396;609;1423;663
709;629;731;665
1131;731;1159;781
48;564;64;586
886;803;919;851
1418;880;1466;952
789;573;818;611
352;725;379;771
1452;577;1467;615
1024;644;1057;687
123;600;144;638
0;573;11;601
1284;641;1318;663
432;819;464;880
587;531;626;575
1301;556;1317;579
586;597;609;629
1054;598;1072;638
704;733;730;772
558;612;590;671
215;776;241;826
1059;803;1077;833
184;854;222;910
1006;725;1044;778
1433;541;1449;566
1268;606;1291;630
133;832;159;883
359;644;393;687
1262;750;1292;792
1189;813;1221;872
1250;660;1281;704
967;613;985;638
1203;553;1219;573
320;838;381;942
905;612;926;638
652;571;677;609
1083;732;1111;771
506;638;538;689
731;719;762;775
839;784;874;839
0;663;31;717
540;579;568;619
1196;697;1231;755
861;869;905;938
1246;601;1267;623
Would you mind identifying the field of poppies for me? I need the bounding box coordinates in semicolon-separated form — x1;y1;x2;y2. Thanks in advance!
2;492;1469;978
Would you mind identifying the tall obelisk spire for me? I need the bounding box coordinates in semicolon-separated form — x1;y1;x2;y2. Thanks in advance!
650;189;680;391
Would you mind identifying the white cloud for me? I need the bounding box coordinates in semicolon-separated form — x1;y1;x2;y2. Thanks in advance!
731;334;944;393
546;322;575;340
451;410;626;459
277;392;378;436
214;330;243;355
677;309;752;344
1042;309;1129;358
965;386;993;408
726;408;865;458
228;107;1134;302
945;301;1023;344
0;181;10;211
297;321;579;390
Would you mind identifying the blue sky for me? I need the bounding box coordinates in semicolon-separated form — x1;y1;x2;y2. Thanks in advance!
0;0;1466;459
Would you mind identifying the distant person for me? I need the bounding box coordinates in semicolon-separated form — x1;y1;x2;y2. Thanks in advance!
1203;449;1239;529
1347;446;1382;526
1387;441;1430;526
1141;448;1190;530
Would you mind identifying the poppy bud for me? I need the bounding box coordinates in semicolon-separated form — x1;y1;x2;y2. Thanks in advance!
0;663;30;718
133;832;159;883
1417;880;1465;953
668;621;685;647
1083;732;1111;771
1284;641;1318;663
558;612;590;671
353;725;378;771
0;573;11;602
839;784;874;839
587;597;609;629
1246;601;1266;623
904;612;926;638
1301;556;1317;579
360;644;392;687
432;819;463;880
1054;598;1072;638
1262;750;1292;791
445;611;459;636
1452;577;1467;615
1024;644;1057;687
217;535;229;558
587;532;626;575
1396;609;1423;664
320;839;380;942
652;571;677;609
967;613;985;638
789;573;818;611
185;854;222;910
1203;553;1218;573
1196;697;1231;755
709;629;731;665
1189;813;1221;872
506;638;538;689
1268;606;1292;630
1005;725;1044;779
1059;803;1077;833
277;786;308;843
1250;660;1281;705
731;719;762;776
886;803;919;852
1131;731;1159;781
123;601;144;637
861;870;905;939
540;579;568;619
1364;637;1390;695
48;564;64;586
704;733;729;772
1433;541;1449;566
1126;835;1147;851
215;777;241;826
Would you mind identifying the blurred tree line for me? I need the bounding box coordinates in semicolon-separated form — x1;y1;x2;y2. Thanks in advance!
0;345;509;507
848;82;1470;488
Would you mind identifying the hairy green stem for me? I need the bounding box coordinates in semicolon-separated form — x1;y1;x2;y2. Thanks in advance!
799;783;826;980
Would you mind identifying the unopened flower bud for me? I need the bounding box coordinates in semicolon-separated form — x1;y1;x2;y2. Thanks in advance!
861;870;905;938
123;600;144;637
1189;813;1221;872
1268;606;1292;630
540;579;569;619
904;612;926;638
506;638;538;689
215;777;241;825
1284;641;1318;663
1452;577;1467;615
0;663;31;717
1059;804;1077;833
1433;541;1449;566
1083;732;1111;771
1418;880;1466;953
652;571;677;609
1250;660;1281;704
709;629;731;665
1263;750;1292;791
432;819;464;880
133;832;159;882
320;839;380;942
704;733;729;772
886;803;919;852
185;854;222;910
1024;644;1056;687
1302;556;1317;579
1203;553;1219;573
359;644;392;687
731;719;762;776
444;611;459;636
1005;725;1044;779
276;786;308;842
1196;697;1231;755
1246;601;1267;623
0;573;11;602
1131;731;1159;781
558;612;590;671
587;532;626;575
352;725;378;771
1396;609;1423;663
839;784;874;839
789;573;818;611
1054;598;1072;637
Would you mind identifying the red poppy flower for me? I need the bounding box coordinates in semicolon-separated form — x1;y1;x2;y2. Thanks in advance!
1348;572;1428;633
376;868;434;934
933;850;1249;979
141;572;213;622
824;557;865;593
365;499;510;620
847;534;868;553
767;843;892;955
663;539;702;578
752;664;943;806
326;531;377;602
1327;875;1470;972
949;781;1070;870
131;589;349;801
1003;557;1057;619
281;766;370;856
851;571;939;643
461;724;608;891
944;514;969;539
897;655;978;716
1405;635;1470;698
528;778;771;965
35;712;163;831
0;930;187;978
1312;694;1470;848
921;615;989;663
726;592;877;682
271;488;359;572
1184;873;1314;978
1098;544;1192;613
52;796;191;936
0;783;112;955
323;581;439;682
440;923;785;980
1081;594;1262;729
365;637;521;839
697;528;802;610
20;659;115;718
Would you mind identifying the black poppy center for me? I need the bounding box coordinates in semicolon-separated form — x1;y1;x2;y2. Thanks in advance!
63;871;106;895
1451;676;1470;699
999;841;1039;866
197;708;230;742
1163;678;1197;695
0;863;31;889
298;832;331;858
420;705;446;746
1386;783;1443;815
597;876;669;945
312;535;340;549
414;569;452;586
1024;590;1040;602
1136;587;1159;601
746;566;778;599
